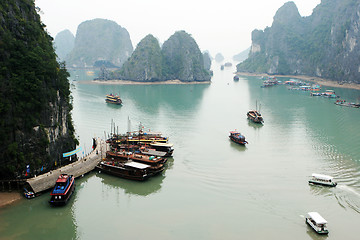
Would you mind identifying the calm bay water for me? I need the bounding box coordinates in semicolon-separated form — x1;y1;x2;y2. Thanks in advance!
1;63;360;239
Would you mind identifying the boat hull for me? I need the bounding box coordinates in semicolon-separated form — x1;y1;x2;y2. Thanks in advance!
229;136;248;145
308;180;337;187
96;163;151;181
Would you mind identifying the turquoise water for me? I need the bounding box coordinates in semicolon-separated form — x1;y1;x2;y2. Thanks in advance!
1;63;360;239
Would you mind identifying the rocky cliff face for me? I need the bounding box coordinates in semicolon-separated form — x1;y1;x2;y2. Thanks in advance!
0;0;77;178
237;0;360;83
66;18;133;68
114;31;211;82
54;29;75;62
162;31;211;81
118;34;163;81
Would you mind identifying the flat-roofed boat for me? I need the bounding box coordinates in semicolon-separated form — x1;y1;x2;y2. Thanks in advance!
106;151;167;165
96;160;153;181
305;212;329;235
149;143;174;157
308;173;337;187
105;94;122;105
229;131;248;145
49;174;75;206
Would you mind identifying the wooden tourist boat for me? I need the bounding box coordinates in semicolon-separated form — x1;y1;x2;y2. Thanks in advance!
247;110;264;124
149;143;174;157
305;212;329;235
308;173;337;187
49;174;75;206
229;131;248;145
96;160;156;181
105;94;122;105
139;147;167;157
106;151;167;165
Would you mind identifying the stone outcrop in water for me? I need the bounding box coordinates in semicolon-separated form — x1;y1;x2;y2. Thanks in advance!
113;31;211;82
237;0;360;83
54;29;75;62
66;18;133;68
0;0;77;178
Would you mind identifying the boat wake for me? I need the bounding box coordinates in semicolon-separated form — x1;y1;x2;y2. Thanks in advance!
334;185;360;214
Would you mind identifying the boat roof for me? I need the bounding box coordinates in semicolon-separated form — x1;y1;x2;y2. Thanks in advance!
124;161;151;169
56;174;70;183
229;131;240;134
312;173;334;181
308;212;327;224
150;142;173;147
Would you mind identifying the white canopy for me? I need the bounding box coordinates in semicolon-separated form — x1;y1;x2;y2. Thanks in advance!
124;161;150;169
312;173;334;181
150;143;173;147
308;212;327;224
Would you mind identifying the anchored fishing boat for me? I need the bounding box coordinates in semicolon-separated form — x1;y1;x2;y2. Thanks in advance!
305;212;329;235
49;174;75;206
308;173;337;187
105;94;122;105
229;131;248;145
247;101;264;124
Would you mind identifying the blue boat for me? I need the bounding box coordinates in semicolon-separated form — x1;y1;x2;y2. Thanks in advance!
229;131;248;145
49;174;75;206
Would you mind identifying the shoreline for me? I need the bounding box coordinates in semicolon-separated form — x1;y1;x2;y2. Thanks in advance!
82;79;211;85
0;192;22;208
236;72;360;90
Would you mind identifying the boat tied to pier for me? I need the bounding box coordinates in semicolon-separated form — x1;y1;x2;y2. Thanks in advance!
49;174;75;206
305;212;329;235
229;131;248;145
105;94;122;105
308;173;337;187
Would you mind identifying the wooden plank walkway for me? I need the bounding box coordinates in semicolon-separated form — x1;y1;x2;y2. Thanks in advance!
26;138;106;193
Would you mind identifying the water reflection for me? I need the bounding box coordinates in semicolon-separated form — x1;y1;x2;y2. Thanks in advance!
0;191;77;239
229;140;248;152
247;120;264;129
96;172;165;196
306;228;329;240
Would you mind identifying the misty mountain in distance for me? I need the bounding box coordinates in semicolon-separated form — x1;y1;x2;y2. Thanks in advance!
233;47;250;63
66;18;133;68
54;29;75;62
237;0;360;83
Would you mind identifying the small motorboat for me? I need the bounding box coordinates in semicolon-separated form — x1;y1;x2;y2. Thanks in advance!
229;131;248;145
305;212;329;235
49;174;75;206
23;187;35;199
308;173;337;187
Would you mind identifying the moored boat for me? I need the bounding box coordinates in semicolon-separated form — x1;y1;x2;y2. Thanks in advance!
335;99;360;108
308;173;337;187
106;151;167;165
229;131;248;145
105;94;122;105
149;142;174;157
96;160;153;181
49;174;75;206
305;212;329;235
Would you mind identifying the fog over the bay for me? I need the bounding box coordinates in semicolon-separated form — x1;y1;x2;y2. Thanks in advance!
35;0;320;60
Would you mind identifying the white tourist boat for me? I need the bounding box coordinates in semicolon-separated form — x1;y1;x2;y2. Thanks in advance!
305;212;329;235
308;173;337;187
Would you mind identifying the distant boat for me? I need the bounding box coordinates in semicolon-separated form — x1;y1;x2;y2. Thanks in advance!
49;174;75;206
247;101;264;124
224;62;232;67
220;65;224;70
308;173;337;187
229;131;248;145
105;94;122;105
233;75;239;81
305;212;329;235
335;99;360;108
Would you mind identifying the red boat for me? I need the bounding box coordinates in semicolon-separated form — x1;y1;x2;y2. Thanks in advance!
229;131;248;145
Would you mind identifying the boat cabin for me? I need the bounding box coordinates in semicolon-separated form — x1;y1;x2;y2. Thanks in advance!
306;212;329;234
309;173;337;187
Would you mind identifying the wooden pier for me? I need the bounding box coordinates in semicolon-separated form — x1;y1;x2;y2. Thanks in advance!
25;138;106;194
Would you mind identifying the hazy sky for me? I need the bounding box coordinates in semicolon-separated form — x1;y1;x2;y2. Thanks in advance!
35;0;320;60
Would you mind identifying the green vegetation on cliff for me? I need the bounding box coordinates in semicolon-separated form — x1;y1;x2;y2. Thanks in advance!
113;31;211;82
237;0;360;83
0;0;77;178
